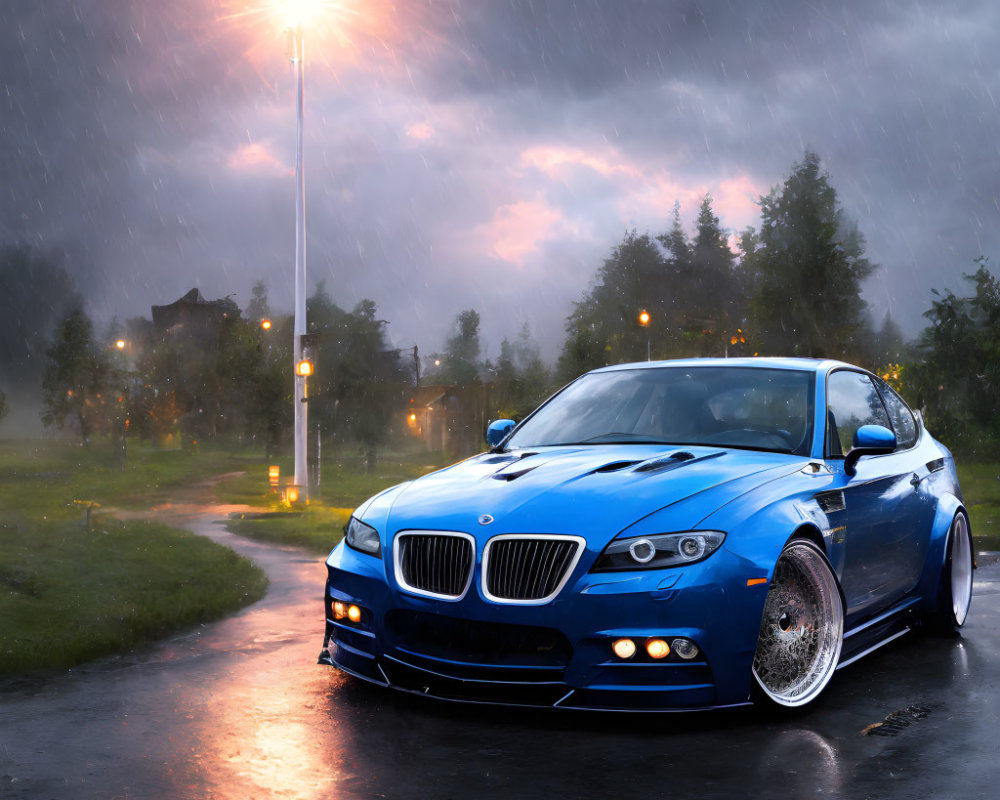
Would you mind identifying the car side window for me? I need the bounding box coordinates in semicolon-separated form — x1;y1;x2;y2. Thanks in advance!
873;377;918;449
826;371;891;458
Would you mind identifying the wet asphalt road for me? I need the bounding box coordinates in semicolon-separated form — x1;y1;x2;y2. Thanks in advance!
2;503;999;800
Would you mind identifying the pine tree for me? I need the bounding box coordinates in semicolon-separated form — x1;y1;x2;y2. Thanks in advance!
748;151;875;358
41;307;111;444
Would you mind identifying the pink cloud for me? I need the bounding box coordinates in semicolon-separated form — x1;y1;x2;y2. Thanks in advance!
478;199;571;267
405;122;435;140
520;145;641;179
228;142;292;177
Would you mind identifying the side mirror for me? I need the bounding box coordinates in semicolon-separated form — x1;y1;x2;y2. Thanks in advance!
844;424;896;476
486;418;516;449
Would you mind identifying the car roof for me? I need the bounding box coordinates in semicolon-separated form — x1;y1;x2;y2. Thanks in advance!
589;357;853;375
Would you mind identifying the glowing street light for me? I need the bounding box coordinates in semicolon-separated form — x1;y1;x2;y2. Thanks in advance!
261;318;272;330
637;310;651;361
115;339;126;351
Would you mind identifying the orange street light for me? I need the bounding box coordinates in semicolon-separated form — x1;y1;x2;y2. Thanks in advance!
296;359;314;377
115;339;126;350
261;319;272;330
268;464;280;491
637;310;651;361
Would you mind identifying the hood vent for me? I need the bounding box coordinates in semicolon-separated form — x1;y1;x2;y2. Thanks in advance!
634;451;697;473
482;454;519;465
491;465;539;481
592;460;642;473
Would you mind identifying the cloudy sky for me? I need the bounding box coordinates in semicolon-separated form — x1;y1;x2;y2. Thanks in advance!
2;0;998;360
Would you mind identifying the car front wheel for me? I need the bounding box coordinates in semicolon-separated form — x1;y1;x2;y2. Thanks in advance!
752;539;844;708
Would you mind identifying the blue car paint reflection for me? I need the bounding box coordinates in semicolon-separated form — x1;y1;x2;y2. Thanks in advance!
319;358;970;711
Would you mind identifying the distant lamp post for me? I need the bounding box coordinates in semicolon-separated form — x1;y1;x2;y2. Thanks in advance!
115;339;126;351
261;319;272;331
637;310;651;361
296;359;314;378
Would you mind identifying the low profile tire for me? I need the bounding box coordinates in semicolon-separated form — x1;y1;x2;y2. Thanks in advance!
927;512;974;634
752;539;844;708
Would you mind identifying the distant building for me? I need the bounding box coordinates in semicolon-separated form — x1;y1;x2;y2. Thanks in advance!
151;288;239;347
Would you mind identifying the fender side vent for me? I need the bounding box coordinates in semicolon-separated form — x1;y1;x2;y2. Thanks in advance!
816;491;846;514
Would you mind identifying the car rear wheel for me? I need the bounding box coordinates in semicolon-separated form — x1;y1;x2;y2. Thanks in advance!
752;539;844;708
927;512;973;634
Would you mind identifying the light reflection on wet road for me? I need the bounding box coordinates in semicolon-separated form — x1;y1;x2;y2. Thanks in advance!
2;504;999;799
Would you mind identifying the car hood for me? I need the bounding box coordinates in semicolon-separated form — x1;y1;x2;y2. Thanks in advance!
379;445;804;547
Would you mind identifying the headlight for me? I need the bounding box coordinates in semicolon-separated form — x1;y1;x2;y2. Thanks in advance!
591;531;726;571
345;516;382;557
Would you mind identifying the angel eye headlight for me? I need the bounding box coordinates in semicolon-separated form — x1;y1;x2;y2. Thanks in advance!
591;531;726;572
345;516;382;558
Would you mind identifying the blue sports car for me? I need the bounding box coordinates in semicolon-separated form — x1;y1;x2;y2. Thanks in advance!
318;358;974;710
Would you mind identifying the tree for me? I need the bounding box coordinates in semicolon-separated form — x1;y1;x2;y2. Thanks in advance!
913;258;1000;444
558;230;667;379
689;194;742;352
871;312;907;367
246;280;270;324
491;323;551;420
0;389;8;424
305;286;407;470
439;310;483;386
41;307;111;444
747;151;875;359
0;244;82;389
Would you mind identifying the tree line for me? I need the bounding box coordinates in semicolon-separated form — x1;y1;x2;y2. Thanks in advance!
2;151;997;458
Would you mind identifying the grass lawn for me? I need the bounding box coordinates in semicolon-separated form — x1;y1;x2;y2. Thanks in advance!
0;439;268;677
956;461;1000;552
219;446;452;555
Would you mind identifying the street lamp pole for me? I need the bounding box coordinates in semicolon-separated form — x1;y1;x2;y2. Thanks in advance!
638;310;651;362
291;26;308;499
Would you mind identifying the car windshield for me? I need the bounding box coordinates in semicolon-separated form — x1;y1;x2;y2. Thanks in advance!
504;366;815;456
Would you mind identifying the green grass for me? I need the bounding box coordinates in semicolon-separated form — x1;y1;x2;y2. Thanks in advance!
217;446;451;554
0;516;267;675
0;439;269;676
214;447;452;509
226;506;352;555
956;462;1000;552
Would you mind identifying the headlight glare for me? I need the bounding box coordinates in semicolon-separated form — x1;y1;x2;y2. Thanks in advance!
591;531;726;571
345;516;382;557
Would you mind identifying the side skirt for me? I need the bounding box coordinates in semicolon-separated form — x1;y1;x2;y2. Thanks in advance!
837;596;920;669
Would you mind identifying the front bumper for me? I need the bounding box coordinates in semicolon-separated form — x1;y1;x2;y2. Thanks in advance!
319;543;769;711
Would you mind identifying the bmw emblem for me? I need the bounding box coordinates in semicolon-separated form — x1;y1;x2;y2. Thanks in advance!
478;514;494;526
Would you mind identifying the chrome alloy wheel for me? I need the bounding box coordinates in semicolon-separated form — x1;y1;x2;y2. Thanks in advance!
949;513;973;627
752;540;844;708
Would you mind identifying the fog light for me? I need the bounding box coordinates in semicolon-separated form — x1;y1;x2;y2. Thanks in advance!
646;638;670;659
672;638;699;660
612;638;637;659
333;601;346;620
347;604;362;623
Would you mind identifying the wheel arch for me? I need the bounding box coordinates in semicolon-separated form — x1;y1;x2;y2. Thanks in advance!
917;493;970;614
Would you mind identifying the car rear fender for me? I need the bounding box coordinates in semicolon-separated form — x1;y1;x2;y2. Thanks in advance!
916;493;967;613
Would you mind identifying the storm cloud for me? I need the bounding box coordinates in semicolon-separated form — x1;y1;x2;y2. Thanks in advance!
2;0;998;358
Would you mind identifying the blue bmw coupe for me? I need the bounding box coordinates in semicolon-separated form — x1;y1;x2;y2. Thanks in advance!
318;358;973;710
